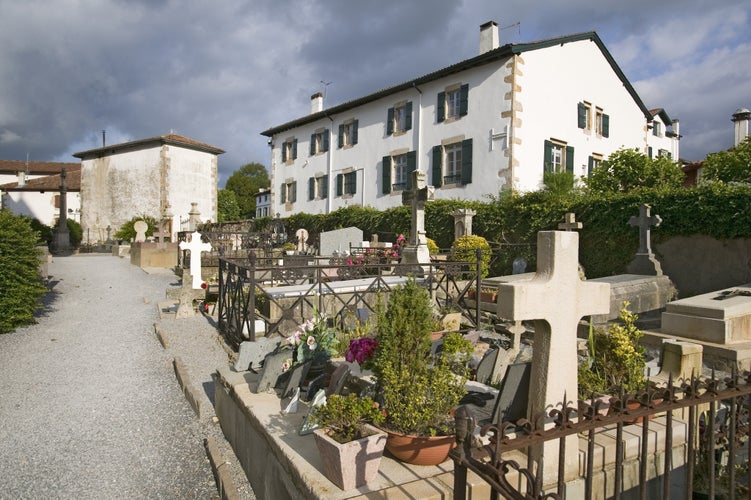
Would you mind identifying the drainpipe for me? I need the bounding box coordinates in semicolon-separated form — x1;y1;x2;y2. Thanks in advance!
413;83;423;173
326;114;334;214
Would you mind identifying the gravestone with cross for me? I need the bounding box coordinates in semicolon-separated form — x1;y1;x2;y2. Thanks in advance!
400;170;434;271
627;203;663;276
179;231;212;289
133;220;148;243
153;223;171;248
558;212;583;232
295;228;309;253
497;230;610;483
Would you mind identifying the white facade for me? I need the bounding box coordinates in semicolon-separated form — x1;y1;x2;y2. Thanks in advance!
74;134;223;243
0;162;81;226
262;26;680;217
646;109;680;159
255;188;271;218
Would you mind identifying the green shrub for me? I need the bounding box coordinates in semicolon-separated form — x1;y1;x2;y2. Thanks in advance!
310;393;384;443
29;218;53;245
449;235;492;278
426;237;439;255
66;219;82;247
114;215;158;242
0;210;48;333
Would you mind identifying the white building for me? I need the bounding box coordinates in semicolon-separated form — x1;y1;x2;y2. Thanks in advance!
255;187;271;218
0;160;81;226
647;108;680;159
261;22;680;216
73;133;223;243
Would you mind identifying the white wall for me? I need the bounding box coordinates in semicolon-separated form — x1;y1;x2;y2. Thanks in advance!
164;144;218;228
2;190;81;227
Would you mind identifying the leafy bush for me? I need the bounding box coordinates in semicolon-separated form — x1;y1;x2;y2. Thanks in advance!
426;237;439;255
449;235;492;278
310;393;384;443
702;136;751;184
66;219;82;247
0;210;48;333
29;218;52;245
584;147;684;193
114;215;158;242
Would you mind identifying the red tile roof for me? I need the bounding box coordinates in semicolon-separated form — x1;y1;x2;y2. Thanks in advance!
0;165;81;192
0;160;80;175
73;133;224;158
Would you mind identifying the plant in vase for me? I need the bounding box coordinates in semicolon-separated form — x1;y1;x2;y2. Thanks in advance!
284;308;339;373
310;393;386;490
371;278;472;465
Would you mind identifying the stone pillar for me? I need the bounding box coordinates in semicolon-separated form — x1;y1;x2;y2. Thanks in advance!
188;202;201;231
51;168;71;254
451;208;476;240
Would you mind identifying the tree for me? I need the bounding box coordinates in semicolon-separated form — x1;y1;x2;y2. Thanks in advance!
702;137;751;184
584;148;684;193
224;162;269;218
0;210;48;333
217;189;241;222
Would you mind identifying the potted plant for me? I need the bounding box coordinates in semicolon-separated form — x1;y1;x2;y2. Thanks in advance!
371;278;472;465
310;393;386;490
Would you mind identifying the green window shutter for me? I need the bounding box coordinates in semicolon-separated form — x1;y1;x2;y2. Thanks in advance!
432;145;443;188
406;151;417;190
322;130;329;152
587;156;594;177
577;102;586;129
461;138;473;184
338;124;344;148
459;84;469;116
280;183;286;203
281;142;287;163
321;175;328;199
382;156;392;194
309;134;315;155
336;174;343;196
352;120;358;145
290;182;297;202
405;101;413;130
292;139;298;159
648;146;653;159
308;177;315;200
543;140;553;173
387;107;394;135
602;114;610;137
565;146;574;173
436;91;445;123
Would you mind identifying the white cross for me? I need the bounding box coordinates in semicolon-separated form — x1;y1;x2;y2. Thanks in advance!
179;231;212;289
497;231;610;483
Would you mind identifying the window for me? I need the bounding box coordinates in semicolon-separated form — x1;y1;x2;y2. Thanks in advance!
653;122;662;137
308;175;328;200
595;107;610;137
336;171;357;196
279;181;297;204
579;102;609;137
543;140;574;173
386;101;412;135
577;102;592;130
431;139;473;187
309;129;329;155
281;138;297;163
658;149;671;158
381;151;416;194
338;120;359;148
587;154;602;177
437;84;469;123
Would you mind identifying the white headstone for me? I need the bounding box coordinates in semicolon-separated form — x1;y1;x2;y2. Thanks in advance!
497;231;610;483
179;231;212;289
133;220;148;243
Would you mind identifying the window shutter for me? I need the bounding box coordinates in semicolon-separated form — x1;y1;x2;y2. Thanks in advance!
308;177;315;200
461;138;473;184
543;140;553;173
322;130;329;152
565;146;575;173
338;124;344;148
577;102;586;129
352;120;358;145
648;146;653;159
292;139;298;159
459;84;469;116
602;114;610;137
436;91;445;123
280;183;286;203
309;134;315;155
387;107;394;135
405;101;413;130
382;156;392;194
406;151;417;190
321;175;328;199
290;182;297;202
432;145;443;188
587;156;594;177
336;174;343;196
281;142;287;163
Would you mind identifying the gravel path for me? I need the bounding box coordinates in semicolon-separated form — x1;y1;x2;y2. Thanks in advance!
0;255;230;499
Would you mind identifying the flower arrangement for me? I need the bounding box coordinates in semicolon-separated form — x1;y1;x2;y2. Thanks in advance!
345;337;378;369
285;308;339;367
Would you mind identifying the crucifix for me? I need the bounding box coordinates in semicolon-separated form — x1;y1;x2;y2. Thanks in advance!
400;170;434;269
179;231;212;289
497;231;610;484
627;204;663;275
558;212;583;232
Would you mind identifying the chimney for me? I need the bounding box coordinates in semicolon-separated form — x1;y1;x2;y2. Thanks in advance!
310;92;324;114
732;108;750;146
480;21;499;54
671;119;679;138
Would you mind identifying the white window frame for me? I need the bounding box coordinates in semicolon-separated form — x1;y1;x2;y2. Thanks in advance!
595;107;604;136
446;88;461;119
393;154;408;191
393;104;407;133
444;142;463;184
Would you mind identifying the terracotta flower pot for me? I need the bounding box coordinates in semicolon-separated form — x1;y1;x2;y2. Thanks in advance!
383;428;455;466
313;424;387;490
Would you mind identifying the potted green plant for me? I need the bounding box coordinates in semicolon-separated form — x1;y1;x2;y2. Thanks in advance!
310;393;386;490
371;278;472;465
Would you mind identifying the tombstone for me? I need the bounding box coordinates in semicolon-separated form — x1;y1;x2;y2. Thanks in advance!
488;362;532;424
254;351;290;393
496;230;610;483
300;389;327;435
319;227;363;257
558;212;582;232
512;257;527;275
179;231;212;289
234;337;282;372
188;202;201;231
175;286;197;319
400;170;434;270
153;224;170;244
451;208;476;240
106;225;112;243
133;220;148;243
325;364;351;396
475;348;499;385
295;228;309;253
627;203;663;276
281;360;312;399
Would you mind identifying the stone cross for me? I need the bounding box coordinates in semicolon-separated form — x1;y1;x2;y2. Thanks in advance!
627;204;663;275
179;231;212;289
497;231;610;483
558;212;583;232
401;170;434;247
133;220;148;243
106;225;112;242
153;225;170;244
295;228;309;253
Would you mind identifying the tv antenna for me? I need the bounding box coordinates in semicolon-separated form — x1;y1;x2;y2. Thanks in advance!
500;21;521;36
320;80;333;101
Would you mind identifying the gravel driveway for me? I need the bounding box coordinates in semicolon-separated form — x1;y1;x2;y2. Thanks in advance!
0;255;218;499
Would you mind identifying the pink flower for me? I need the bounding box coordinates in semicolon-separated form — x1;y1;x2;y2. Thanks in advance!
306;335;318;351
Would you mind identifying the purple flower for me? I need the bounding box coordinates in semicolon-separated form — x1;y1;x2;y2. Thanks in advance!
345;337;378;365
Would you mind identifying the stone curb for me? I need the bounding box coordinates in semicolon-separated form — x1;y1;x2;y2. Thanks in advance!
173;356;204;419
204;437;242;500
154;323;169;348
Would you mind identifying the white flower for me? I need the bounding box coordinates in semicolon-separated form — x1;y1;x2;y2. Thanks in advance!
306;336;317;351
303;319;315;332
282;359;293;372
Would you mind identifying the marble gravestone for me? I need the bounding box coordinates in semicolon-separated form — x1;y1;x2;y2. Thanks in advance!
179;231;212;289
133;220;148;243
319;227;363;257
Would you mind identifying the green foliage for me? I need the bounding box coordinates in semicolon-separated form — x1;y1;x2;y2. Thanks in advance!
542;170;577;198
29;218;52;245
584;147;684;193
578;302;646;398
702;136;751;184
310;393;384;443
426;237;439;255
113;215;158;242
0;210;48;333
372;279;471;436
225;163;270;219
449;235;492;278
66;219;82;247
217;189;241;222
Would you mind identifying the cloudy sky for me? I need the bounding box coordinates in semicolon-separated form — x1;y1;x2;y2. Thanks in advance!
1;0;749;186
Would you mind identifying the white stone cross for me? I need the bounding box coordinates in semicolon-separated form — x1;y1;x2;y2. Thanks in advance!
133;220;148;242
179;231;212;289
497;231;610;483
